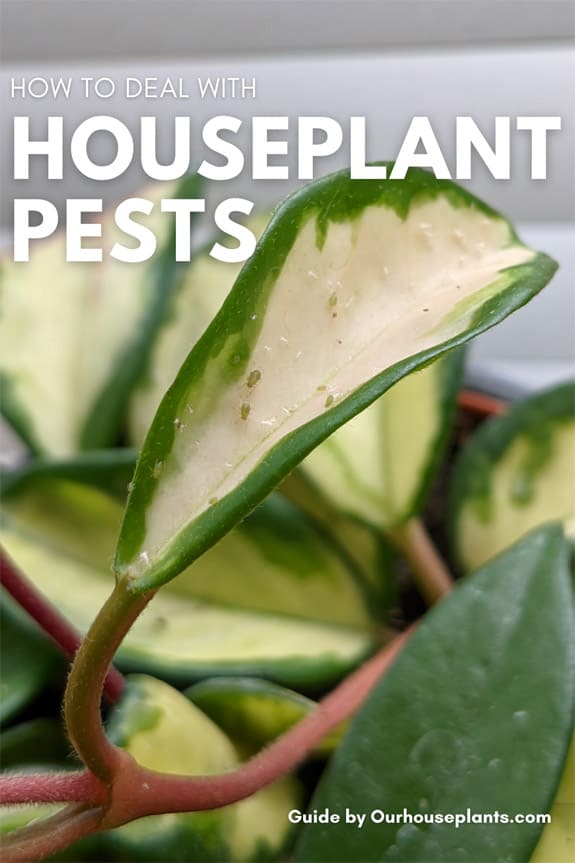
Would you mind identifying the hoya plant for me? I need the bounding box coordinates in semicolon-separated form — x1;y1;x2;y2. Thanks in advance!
0;167;573;863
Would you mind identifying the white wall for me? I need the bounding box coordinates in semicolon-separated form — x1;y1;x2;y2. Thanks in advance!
3;0;574;62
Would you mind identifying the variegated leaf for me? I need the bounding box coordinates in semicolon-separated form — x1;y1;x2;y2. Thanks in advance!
115;167;556;591
296;351;464;530
0;176;201;455
449;381;575;571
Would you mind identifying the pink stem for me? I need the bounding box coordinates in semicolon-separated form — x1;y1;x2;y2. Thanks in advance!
0;549;124;703
0;803;104;863
0;626;412;859
106;627;412;826
0;770;106;807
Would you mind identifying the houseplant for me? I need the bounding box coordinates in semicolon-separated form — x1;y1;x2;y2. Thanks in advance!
0;166;573;862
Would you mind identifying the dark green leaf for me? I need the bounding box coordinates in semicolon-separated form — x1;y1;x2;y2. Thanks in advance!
1;449;138;503
295;525;575;862
0;718;70;769
0;598;61;725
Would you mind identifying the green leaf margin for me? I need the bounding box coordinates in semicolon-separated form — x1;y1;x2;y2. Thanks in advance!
116;166;557;592
448;380;575;571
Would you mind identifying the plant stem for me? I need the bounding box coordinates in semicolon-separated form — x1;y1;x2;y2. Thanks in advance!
0;770;106;807
390;517;453;605
0;549;125;703
64;580;151;782
458;389;507;417
103;627;412;826
1;616;412;855
0;803;104;863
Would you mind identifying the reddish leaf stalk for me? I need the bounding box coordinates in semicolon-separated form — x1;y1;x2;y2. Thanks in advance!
458;388;507;418
63;582;152;782
0;625;412;862
0;803;105;863
102;627;413;827
0;770;106;807
390;518;453;605
0;549;124;703
0;628;411;813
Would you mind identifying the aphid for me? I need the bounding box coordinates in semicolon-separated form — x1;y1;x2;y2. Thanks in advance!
247;369;261;388
240;402;251;420
173;417;184;431
325;394;335;408
328;292;338;307
152;461;163;479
